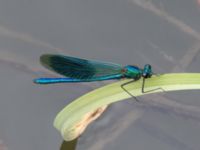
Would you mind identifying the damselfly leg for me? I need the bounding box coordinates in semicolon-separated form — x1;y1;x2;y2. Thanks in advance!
121;79;139;102
121;74;165;101
142;75;165;93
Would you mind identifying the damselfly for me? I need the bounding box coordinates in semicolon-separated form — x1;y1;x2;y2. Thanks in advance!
34;54;161;100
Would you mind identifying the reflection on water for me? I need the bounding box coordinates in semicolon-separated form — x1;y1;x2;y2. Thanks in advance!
0;140;7;150
60;138;78;150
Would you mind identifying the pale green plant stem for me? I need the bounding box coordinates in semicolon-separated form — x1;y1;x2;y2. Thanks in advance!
54;73;200;141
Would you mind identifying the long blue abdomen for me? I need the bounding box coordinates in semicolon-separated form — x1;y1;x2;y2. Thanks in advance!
34;74;123;84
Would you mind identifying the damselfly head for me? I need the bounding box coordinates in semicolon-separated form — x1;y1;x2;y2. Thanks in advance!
142;64;152;78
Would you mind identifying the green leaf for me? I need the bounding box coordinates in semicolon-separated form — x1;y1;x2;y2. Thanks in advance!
54;73;200;141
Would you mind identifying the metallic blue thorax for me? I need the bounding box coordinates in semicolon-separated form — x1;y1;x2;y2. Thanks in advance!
123;65;142;79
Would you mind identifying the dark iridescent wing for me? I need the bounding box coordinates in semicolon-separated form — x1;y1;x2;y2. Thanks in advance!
40;54;123;79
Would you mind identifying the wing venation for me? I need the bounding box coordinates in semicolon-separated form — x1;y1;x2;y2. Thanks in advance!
40;54;123;79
